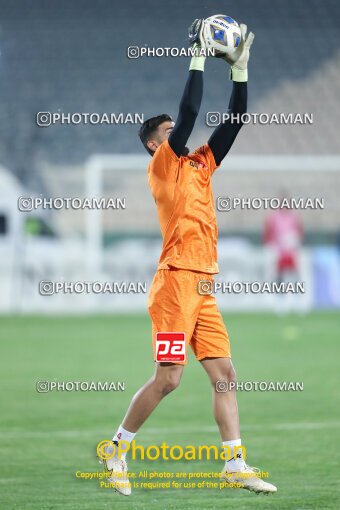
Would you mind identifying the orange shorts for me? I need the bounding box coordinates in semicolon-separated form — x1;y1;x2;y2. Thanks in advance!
148;268;231;364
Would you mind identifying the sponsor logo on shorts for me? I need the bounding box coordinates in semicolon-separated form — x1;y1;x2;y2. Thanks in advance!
156;332;186;362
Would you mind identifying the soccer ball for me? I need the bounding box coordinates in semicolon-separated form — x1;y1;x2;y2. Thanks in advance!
203;14;242;57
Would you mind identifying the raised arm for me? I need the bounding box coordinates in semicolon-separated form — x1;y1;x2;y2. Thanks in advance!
208;81;247;166
168;19;205;157
168;70;203;157
208;24;254;166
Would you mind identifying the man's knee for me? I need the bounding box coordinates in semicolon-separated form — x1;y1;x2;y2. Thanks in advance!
155;366;182;397
160;379;180;396
214;360;237;385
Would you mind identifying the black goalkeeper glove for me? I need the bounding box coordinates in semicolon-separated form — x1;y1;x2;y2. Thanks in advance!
188;18;205;48
188;18;206;71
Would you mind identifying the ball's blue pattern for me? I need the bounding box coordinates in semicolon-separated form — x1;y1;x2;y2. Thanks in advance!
223;16;235;24
213;29;225;41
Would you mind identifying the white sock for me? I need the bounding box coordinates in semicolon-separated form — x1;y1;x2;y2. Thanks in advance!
222;438;246;472
112;425;136;460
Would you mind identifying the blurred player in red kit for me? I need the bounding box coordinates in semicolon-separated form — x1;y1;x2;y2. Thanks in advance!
264;196;304;312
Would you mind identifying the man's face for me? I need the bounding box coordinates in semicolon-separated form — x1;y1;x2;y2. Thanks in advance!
147;121;174;154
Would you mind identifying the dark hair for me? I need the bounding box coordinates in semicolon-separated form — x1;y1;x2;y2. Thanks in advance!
138;114;173;155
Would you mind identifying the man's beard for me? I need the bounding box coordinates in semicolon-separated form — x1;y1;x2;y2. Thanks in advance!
182;146;189;156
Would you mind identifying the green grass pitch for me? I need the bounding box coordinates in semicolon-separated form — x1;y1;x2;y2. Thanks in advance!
1;312;340;509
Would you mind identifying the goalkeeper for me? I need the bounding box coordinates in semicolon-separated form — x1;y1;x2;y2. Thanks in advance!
103;19;277;496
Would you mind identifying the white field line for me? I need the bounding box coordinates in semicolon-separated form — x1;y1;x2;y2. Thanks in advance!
0;421;339;440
